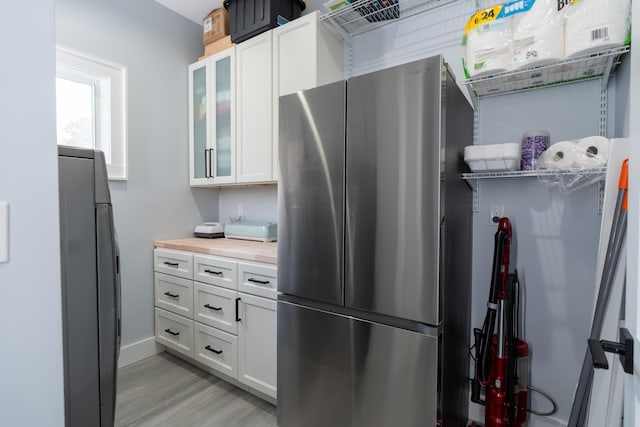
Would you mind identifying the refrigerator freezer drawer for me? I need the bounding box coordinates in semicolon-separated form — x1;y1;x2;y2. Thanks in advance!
154;272;194;319
278;300;438;427
155;308;195;358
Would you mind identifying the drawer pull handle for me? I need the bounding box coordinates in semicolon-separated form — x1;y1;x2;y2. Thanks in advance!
164;292;179;298
236;297;241;322
248;278;270;285
164;328;180;336
163;262;179;267
204;269;223;275
204;304;222;311
205;345;223;355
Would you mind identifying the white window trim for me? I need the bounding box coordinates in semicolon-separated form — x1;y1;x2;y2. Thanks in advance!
56;46;128;180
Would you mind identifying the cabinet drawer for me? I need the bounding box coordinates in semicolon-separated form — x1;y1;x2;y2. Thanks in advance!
193;254;237;290
154;248;193;279
154;273;194;319
155;308;194;358
238;261;278;299
194;283;238;334
194;323;238;379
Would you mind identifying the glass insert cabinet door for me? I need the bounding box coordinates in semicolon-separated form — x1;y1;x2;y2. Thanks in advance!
188;47;235;186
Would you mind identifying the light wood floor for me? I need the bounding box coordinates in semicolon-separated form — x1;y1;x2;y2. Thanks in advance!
115;352;277;427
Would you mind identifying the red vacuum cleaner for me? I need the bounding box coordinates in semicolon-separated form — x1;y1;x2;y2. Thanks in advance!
471;218;529;427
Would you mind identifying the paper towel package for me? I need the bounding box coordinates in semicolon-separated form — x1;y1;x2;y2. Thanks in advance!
464;7;514;77
512;0;565;69
564;0;631;58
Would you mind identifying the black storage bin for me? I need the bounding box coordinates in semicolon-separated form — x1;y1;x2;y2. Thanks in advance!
224;0;305;43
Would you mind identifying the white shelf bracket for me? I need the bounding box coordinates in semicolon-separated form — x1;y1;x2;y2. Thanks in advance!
472;183;479;213
597;180;605;215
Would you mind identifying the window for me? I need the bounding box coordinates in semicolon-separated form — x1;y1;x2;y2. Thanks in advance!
56;47;127;180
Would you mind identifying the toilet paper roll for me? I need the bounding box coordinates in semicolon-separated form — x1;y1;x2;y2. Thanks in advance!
575;136;609;168
512;0;565;69
565;0;631;58
466;15;513;77
539;141;579;170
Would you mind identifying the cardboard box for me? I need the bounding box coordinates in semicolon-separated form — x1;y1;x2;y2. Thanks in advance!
203;8;230;45
199;36;234;61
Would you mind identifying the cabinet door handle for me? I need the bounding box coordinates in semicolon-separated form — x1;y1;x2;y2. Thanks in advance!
208;148;214;178
204;269;223;275
163;261;179;267
235;297;241;322
248;278;270;285
205;345;223;355
204;148;209;178
204;304;222;311
164;291;179;298
164;328;180;336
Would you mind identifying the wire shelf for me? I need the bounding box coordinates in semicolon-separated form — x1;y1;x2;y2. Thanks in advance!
463;46;630;98
320;0;461;38
462;167;607;190
462;167;607;180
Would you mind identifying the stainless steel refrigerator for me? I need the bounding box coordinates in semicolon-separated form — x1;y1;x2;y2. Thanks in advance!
277;56;474;427
58;146;121;427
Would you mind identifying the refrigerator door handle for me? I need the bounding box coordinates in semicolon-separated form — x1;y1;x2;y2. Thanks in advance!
235;297;242;322
96;203;119;427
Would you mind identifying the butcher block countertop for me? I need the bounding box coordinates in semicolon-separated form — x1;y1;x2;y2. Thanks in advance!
154;237;277;265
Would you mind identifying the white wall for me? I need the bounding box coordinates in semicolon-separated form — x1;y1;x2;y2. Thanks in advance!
0;2;65;426
56;0;219;351
218;186;278;224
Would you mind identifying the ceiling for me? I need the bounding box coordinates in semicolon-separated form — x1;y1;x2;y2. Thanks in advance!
155;0;223;25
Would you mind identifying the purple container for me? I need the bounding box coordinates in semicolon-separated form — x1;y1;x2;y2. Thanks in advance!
521;131;550;170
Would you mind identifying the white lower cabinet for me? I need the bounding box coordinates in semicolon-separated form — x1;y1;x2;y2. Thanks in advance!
195;322;238;378
237;292;277;399
194;283;238;334
155;307;195;358
153;248;277;403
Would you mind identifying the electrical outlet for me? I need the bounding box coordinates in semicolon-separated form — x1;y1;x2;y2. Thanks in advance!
489;205;504;226
237;203;244;217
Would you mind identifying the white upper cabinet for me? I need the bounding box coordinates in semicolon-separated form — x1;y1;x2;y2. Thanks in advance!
272;11;344;181
236;31;274;184
188;13;344;186
189;47;236;186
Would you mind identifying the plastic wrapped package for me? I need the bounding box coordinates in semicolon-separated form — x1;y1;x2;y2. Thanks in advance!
564;0;631;58
463;4;514;77
512;0;566;69
536;136;609;193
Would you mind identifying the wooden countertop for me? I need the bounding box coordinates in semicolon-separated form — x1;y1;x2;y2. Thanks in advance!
154;237;277;265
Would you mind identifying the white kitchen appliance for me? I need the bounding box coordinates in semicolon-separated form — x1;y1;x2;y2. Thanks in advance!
194;222;224;238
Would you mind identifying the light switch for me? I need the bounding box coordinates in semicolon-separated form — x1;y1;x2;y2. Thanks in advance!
0;202;8;263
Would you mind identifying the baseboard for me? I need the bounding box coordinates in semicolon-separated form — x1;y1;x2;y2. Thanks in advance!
118;336;161;368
